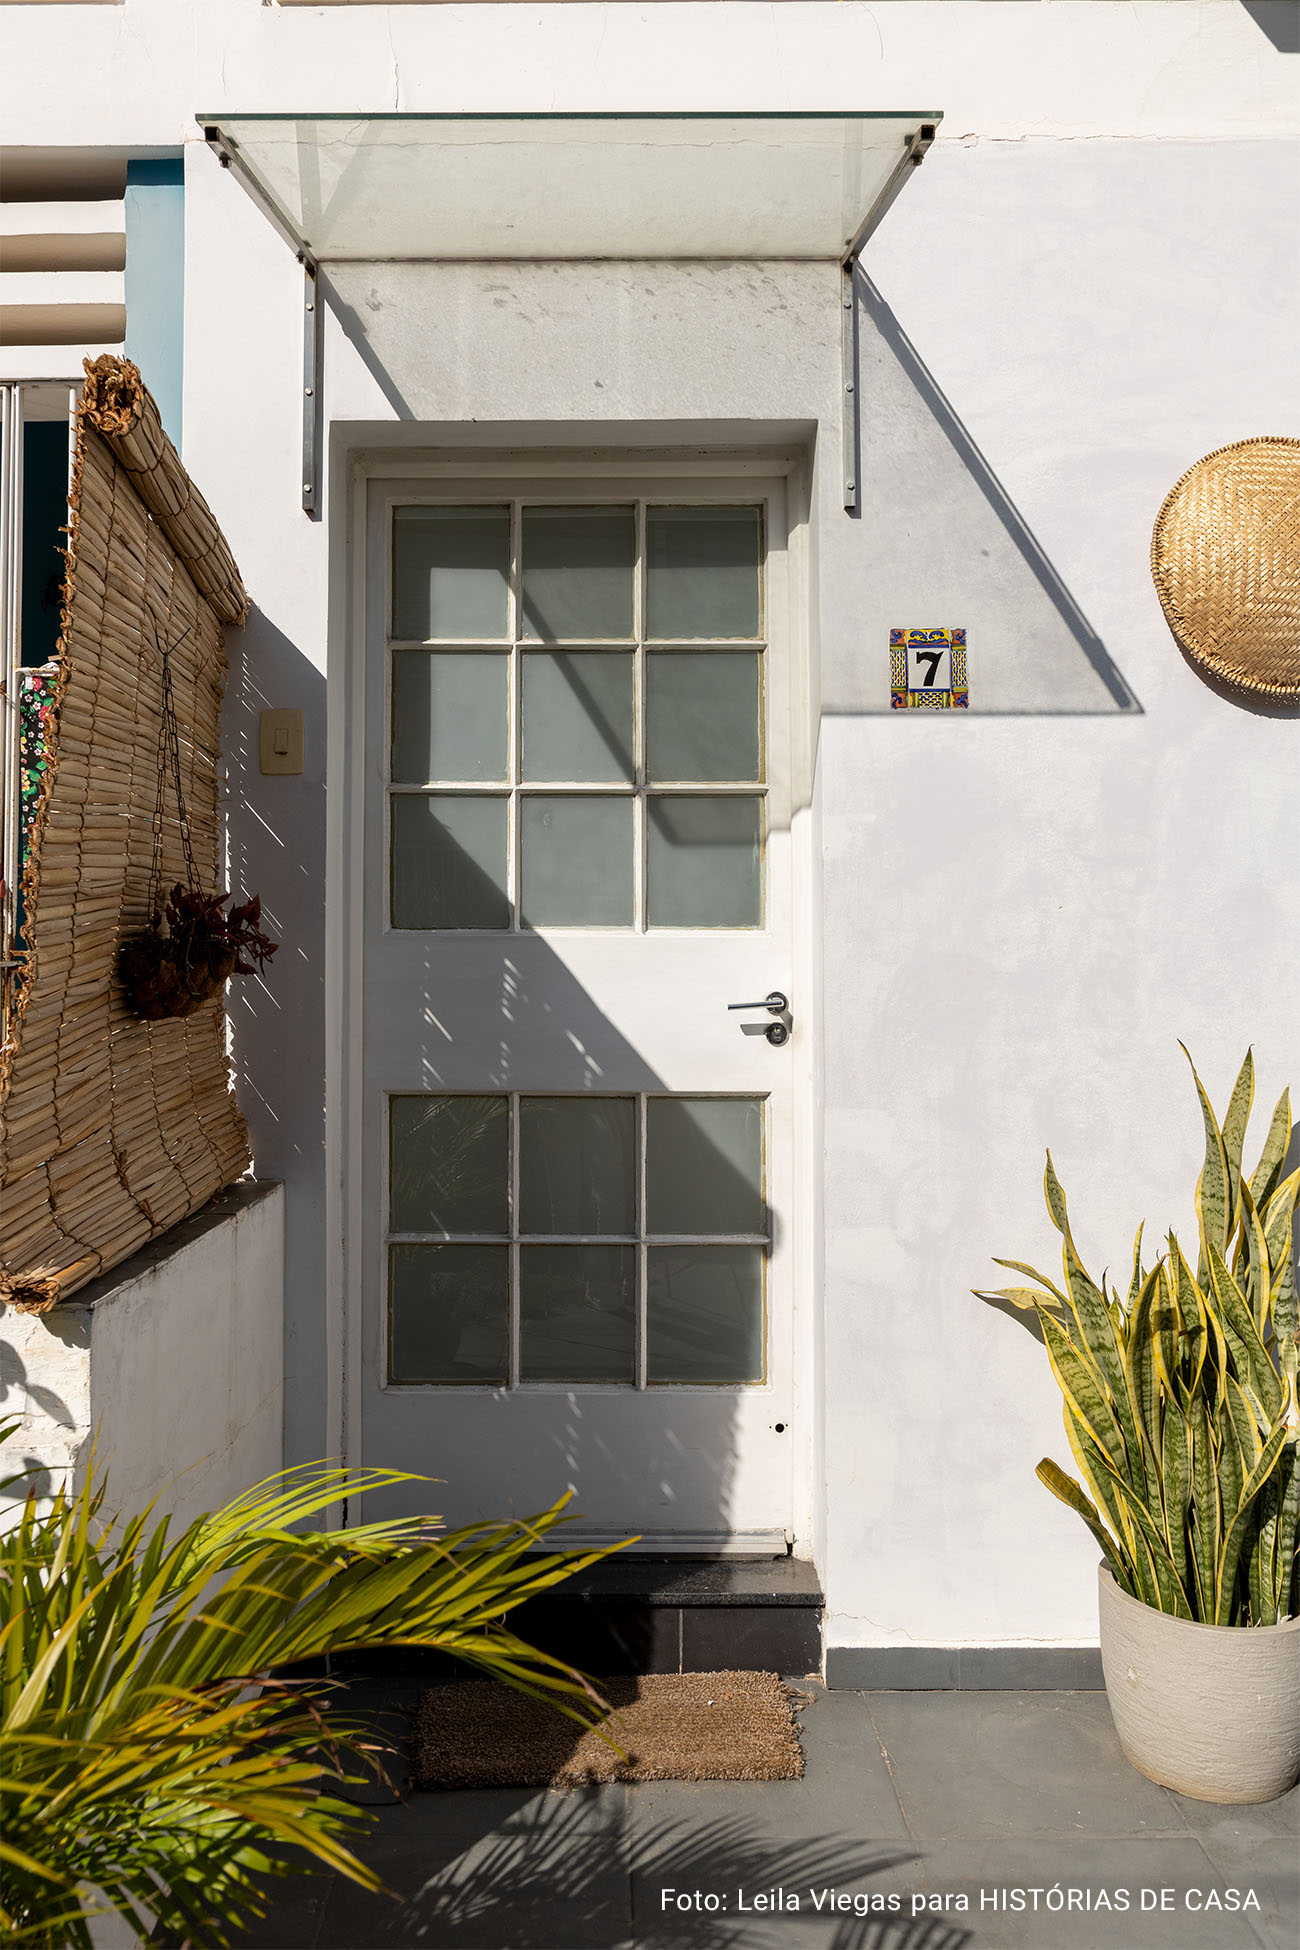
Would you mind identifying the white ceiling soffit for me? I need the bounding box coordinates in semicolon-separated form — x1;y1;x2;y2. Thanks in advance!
200;113;941;263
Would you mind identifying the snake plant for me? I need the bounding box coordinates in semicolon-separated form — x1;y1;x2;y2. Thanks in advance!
975;1047;1299;1627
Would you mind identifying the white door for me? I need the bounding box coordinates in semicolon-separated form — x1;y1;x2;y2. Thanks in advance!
349;467;799;1548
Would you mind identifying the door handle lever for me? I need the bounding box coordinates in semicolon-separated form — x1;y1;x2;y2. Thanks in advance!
727;992;792;1046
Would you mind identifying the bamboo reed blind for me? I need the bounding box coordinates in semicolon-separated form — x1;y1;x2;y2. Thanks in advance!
0;357;252;1313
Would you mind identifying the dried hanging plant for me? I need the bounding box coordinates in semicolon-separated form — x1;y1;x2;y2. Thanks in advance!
118;624;278;1021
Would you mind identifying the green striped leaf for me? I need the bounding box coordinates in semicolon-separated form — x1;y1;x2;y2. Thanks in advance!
1216;1420;1289;1625
1248;1088;1292;1212
1237;1177;1273;1335
1160;1405;1192;1596
992;1257;1070;1308
1221;1050;1255;1210
1183;1044;1231;1268
1035;1460;1126;1586
1273;1444;1300;1622
1188;1397;1220;1622
1040;1313;1129;1470
1208;1243;1283;1420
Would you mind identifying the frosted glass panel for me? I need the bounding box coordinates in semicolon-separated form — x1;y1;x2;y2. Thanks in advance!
646;1098;764;1236
390;1095;508;1235
521;508;634;641
646;508;761;639
646;795;761;929
646;652;760;782
521;1246;636;1383
209;116;936;262
391;651;507;784
389;1244;508;1383
391;794;509;929
647;1246;764;1384
520;796;633;926
519;1098;636;1234
392;507;509;640
522;652;634;783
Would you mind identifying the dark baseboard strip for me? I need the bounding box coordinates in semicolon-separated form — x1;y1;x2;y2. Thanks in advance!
825;1645;1105;1691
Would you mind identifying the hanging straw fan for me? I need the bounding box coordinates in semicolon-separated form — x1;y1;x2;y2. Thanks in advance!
1151;436;1300;700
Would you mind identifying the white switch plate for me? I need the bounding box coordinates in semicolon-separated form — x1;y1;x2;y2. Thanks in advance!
259;708;304;776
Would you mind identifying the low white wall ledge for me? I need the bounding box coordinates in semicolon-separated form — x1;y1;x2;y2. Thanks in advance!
0;1180;284;1533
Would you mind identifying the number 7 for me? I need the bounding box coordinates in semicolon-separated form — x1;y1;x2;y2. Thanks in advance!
913;649;943;687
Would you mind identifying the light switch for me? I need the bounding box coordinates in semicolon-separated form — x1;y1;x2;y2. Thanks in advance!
259;708;304;776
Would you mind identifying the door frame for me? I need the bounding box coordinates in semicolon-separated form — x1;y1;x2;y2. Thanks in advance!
326;441;821;1551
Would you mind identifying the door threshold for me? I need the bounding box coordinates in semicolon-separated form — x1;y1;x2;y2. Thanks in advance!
540;1529;791;1557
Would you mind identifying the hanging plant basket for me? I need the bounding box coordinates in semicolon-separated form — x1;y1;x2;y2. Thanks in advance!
119;885;276;1021
118;625;277;1022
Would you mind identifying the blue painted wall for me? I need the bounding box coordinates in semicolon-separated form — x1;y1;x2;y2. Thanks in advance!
124;159;184;447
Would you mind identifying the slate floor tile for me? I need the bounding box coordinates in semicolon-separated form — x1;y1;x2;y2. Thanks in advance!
864;1693;1185;1841
1168;1828;1300;1950
320;1803;632;1948
1169;1780;1300;1846
623;1687;909;1849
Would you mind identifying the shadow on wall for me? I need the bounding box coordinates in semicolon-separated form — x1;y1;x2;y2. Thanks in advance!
1240;2;1300;53
830;270;1141;718
222;607;330;1467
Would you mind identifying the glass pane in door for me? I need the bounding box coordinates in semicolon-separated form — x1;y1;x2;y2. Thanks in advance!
646;507;761;639
519;1097;636;1234
392;650;508;784
520;796;634;926
521;507;635;640
646;1246;765;1383
391;794;510;930
522;651;635;782
390;1243;509;1383
645;796;762;929
520;1246;637;1383
392;506;510;640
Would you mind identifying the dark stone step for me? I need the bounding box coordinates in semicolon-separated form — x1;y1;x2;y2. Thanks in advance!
327;1556;824;1682
539;1554;823;1607
508;1554;824;1676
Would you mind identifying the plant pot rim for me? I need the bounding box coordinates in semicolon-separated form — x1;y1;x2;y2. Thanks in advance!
1098;1562;1300;1637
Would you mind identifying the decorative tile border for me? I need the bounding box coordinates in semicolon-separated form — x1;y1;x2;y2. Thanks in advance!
890;627;969;710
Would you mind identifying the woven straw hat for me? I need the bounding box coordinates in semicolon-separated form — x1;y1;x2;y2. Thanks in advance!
1151;436;1300;699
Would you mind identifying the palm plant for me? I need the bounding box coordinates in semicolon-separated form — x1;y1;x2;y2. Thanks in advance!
975;1047;1299;1627
0;1451;615;1947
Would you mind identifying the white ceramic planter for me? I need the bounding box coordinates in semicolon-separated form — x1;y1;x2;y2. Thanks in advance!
1098;1565;1300;1803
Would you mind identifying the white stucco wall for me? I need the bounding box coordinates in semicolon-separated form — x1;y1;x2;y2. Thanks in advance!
0;1185;284;1531
4;2;1295;1654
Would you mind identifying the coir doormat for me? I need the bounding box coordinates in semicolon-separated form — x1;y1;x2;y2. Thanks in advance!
412;1670;805;1789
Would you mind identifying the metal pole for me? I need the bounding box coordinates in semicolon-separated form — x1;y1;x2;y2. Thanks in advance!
839;122;936;519
302;259;323;520
840;262;859;516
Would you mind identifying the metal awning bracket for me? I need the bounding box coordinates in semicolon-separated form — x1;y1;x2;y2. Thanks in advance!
840;122;935;514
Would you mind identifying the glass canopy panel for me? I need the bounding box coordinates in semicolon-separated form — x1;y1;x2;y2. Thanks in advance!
203;114;938;262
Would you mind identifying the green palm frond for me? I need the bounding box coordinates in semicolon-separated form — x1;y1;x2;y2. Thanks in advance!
1;1447;621;1947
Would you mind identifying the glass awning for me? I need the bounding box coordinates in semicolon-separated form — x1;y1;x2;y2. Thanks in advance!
199;112;941;263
